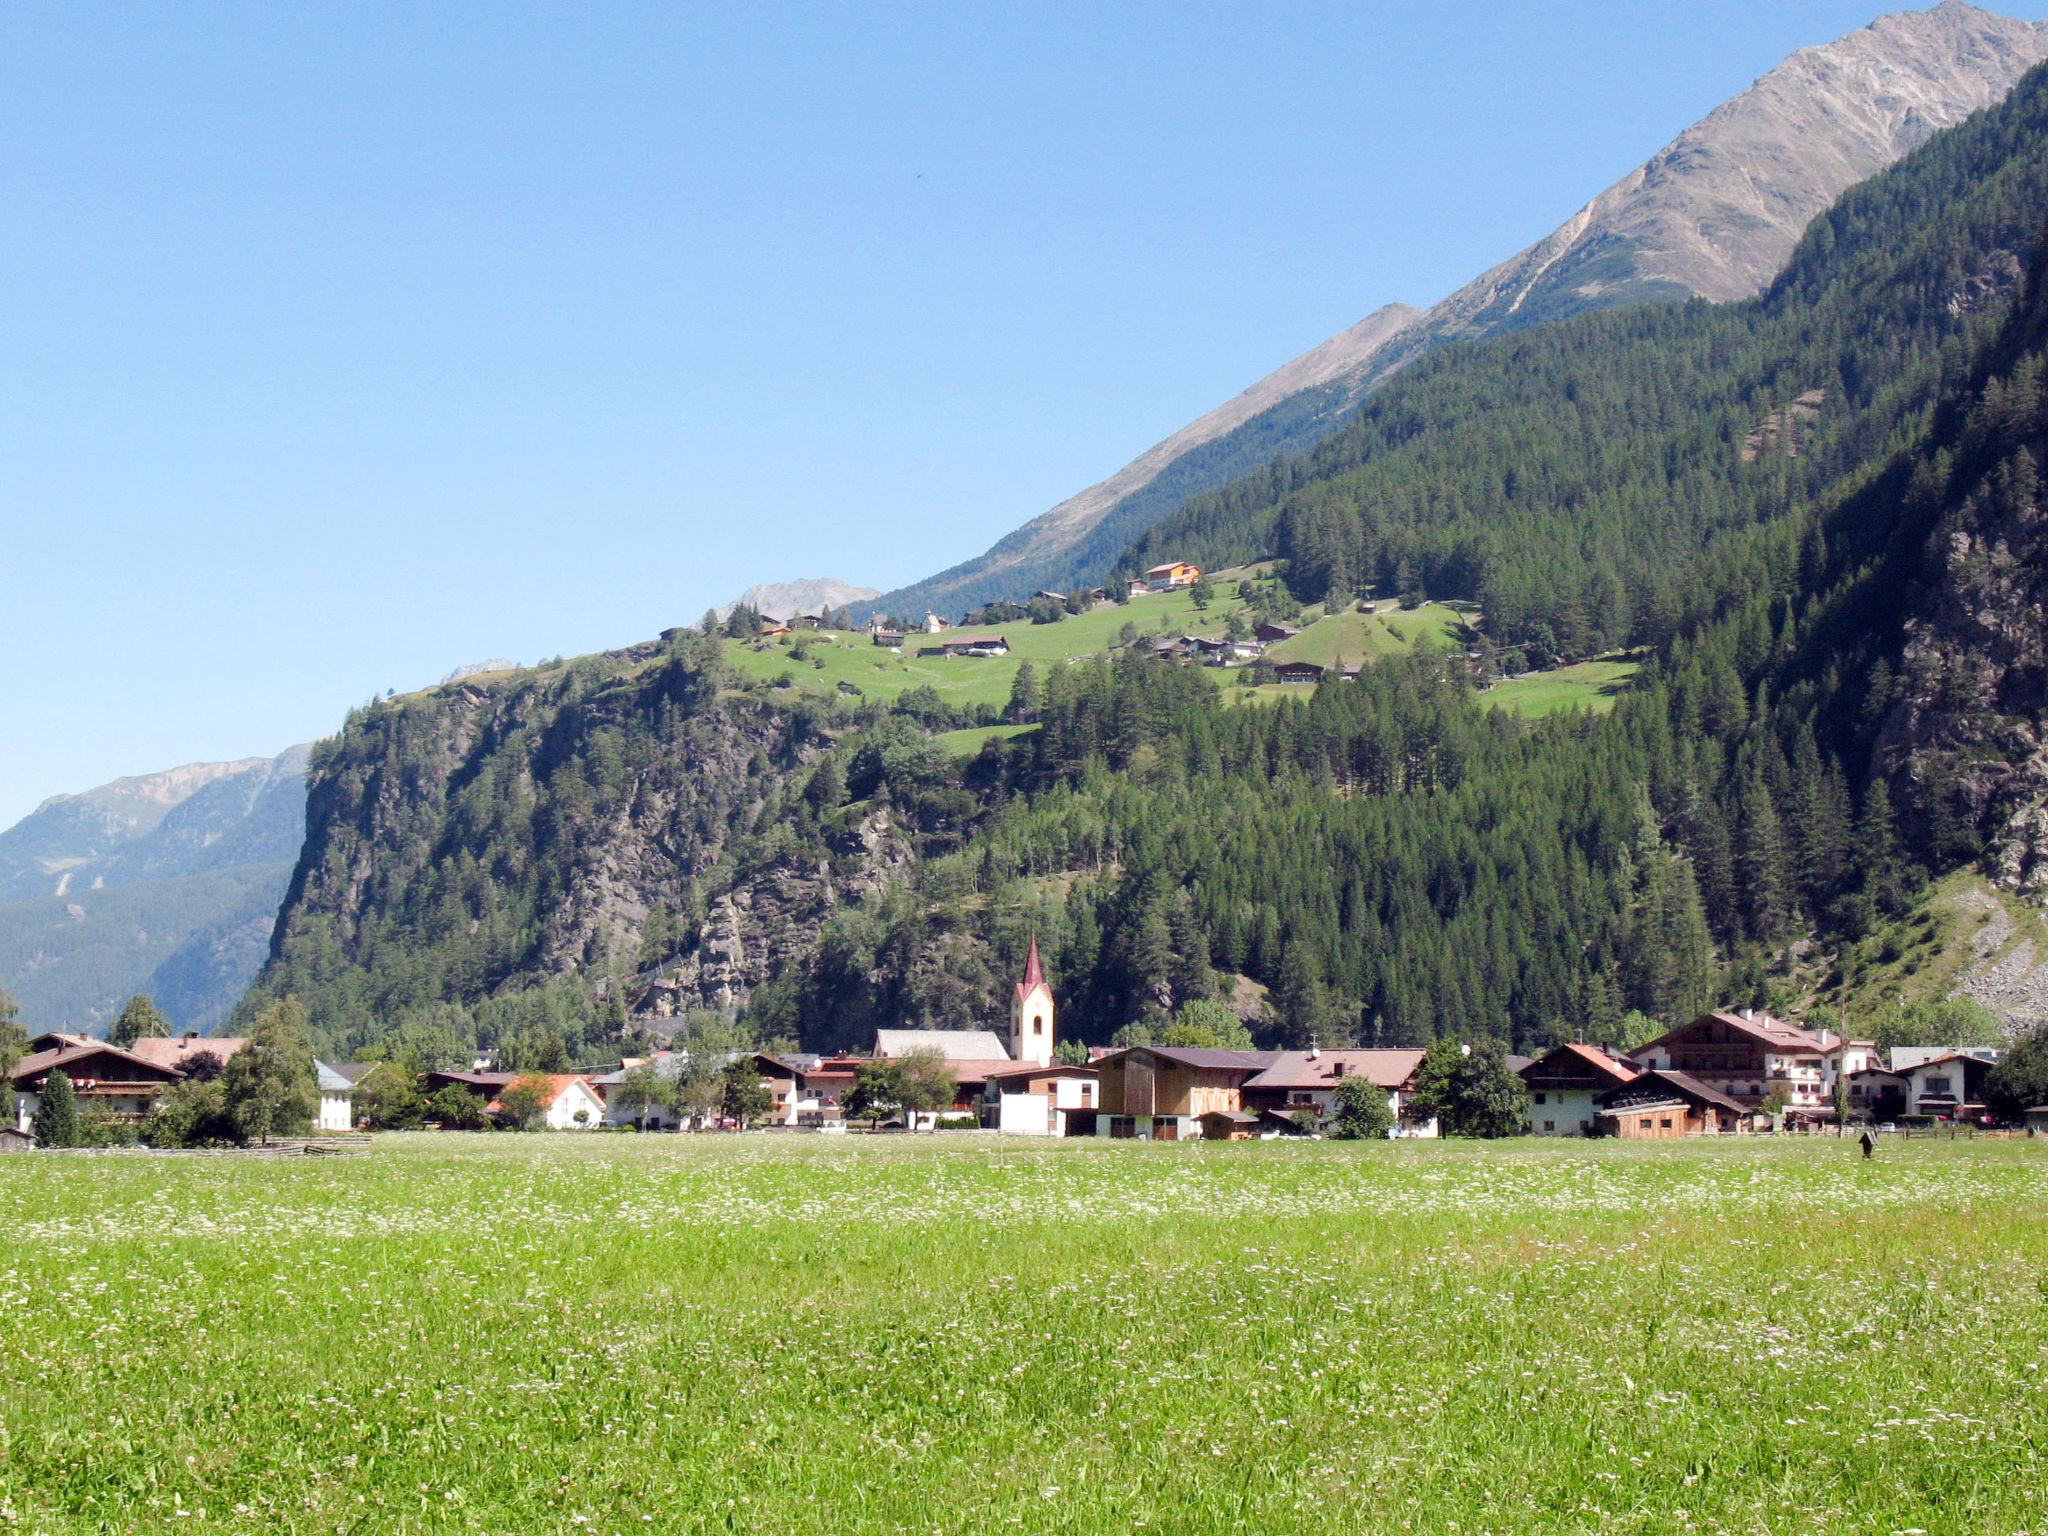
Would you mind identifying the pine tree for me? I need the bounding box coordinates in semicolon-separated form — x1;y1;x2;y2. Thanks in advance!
1736;768;1791;944
34;1069;78;1147
110;994;170;1048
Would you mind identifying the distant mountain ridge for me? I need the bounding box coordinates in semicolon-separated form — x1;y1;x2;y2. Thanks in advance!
0;747;310;1032
855;1;2048;622
719;577;882;622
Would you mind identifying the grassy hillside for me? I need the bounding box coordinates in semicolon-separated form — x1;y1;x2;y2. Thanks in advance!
7;1136;2045;1536
1263;600;1469;665
721;586;1252;710
1480;659;1641;717
1809;871;2048;1029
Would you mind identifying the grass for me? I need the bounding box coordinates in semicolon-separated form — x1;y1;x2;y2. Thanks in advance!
5;1135;2047;1534
719;587;1251;711
1264;601;1468;667
1482;658;1641;717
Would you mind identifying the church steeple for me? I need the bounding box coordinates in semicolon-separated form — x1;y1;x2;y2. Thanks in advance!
1009;934;1055;1068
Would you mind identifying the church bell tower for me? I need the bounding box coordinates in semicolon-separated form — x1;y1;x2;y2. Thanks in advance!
1008;935;1055;1069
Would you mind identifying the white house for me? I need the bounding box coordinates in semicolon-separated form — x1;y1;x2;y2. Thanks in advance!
1517;1043;1640;1136
313;1061;358;1132
979;1062;1097;1135
1239;1048;1438;1136
488;1074;606;1130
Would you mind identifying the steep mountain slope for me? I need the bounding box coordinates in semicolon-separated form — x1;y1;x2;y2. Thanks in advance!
0;747;309;1031
244;58;2048;1065
858;1;2048;623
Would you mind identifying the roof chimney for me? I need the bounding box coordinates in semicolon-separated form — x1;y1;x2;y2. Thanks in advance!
1306;1039;1320;1061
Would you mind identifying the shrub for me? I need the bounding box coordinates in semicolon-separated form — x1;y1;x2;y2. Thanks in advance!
1328;1077;1393;1140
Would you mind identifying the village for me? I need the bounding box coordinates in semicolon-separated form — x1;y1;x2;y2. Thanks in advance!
4;937;2030;1149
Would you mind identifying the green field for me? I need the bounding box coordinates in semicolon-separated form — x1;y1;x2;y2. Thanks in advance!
720;587;1247;710
1481;658;1641;717
5;1135;2046;1534
1264;601;1469;667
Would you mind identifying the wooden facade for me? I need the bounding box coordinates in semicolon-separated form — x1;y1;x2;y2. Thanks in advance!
1096;1049;1266;1120
1595;1070;1746;1138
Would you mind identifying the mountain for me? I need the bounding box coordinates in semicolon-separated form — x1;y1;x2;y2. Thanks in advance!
237;55;2048;1069
720;578;883;622
0;747;310;1033
442;660;519;685
856;1;2048;623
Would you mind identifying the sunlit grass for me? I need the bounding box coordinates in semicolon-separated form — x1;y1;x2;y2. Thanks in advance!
4;1135;2043;1533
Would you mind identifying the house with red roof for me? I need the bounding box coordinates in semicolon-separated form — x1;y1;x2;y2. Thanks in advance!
483;1073;605;1130
1517;1043;1640;1137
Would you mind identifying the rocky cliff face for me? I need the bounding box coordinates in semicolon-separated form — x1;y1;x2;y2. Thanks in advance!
859;2;2048;623
258;642;925;1029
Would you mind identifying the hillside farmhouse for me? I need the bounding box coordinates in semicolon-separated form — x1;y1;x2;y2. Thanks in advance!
1145;561;1202;590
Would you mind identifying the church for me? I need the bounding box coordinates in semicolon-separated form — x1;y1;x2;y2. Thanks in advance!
868;937;1098;1133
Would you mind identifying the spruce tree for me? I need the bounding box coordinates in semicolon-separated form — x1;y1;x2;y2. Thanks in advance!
34;1069;78;1147
110;994;170;1049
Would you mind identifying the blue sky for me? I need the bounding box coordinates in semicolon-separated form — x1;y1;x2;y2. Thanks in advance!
4;1;2037;826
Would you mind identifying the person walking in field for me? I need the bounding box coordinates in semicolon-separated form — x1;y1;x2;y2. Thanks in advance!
1859;1126;1877;1160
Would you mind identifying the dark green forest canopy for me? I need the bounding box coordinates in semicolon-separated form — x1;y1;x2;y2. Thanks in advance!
244;67;2048;1064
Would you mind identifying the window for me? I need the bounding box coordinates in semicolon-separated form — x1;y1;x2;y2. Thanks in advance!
1542;1120;1555;1132
1534;1092;1546;1105
1659;1118;1673;1130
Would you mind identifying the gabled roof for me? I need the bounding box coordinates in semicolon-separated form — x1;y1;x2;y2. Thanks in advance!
10;1040;182;1085
1242;1049;1426;1092
874;1028;1011;1060
982;1061;1097;1083
129;1035;251;1070
314;1061;356;1094
1654;1011;1829;1057
486;1074;600;1112
1599;1068;1746;1117
1899;1050;1995;1074
1519;1042;1639;1088
1099;1046;1281;1074
940;1059;1023;1088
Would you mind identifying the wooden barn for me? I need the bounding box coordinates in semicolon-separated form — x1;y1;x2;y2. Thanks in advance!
1595;1069;1747;1138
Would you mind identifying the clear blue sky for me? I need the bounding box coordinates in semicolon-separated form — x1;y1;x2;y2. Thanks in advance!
5;1;2036;826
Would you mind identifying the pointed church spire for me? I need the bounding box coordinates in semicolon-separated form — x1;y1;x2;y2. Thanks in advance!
1020;933;1045;994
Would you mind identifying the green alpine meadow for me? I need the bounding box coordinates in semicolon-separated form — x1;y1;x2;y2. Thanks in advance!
5;1134;2046;1535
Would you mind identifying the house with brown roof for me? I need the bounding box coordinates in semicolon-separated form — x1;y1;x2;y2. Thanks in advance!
9;1039;188;1131
1595;1069;1747;1137
929;634;1010;658
1239;1048;1436;1136
1632;1010;1832;1114
128;1033;251;1074
1271;661;1325;685
1517;1043;1639;1137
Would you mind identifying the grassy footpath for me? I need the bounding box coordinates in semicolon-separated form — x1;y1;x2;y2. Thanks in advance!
4;1135;2046;1534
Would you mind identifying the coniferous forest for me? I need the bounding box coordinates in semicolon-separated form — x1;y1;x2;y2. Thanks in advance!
242;63;2048;1069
